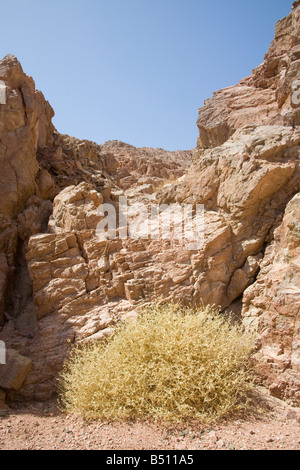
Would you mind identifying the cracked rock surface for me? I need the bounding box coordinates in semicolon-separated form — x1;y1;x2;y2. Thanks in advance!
0;2;299;408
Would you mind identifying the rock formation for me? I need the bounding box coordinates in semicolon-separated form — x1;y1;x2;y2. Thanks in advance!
242;193;300;405
0;2;299;405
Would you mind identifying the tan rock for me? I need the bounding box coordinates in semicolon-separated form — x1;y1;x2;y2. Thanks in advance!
48;182;103;233
196;3;300;150
242;193;300;405
0;349;32;390
17;199;52;240
1;3;300;405
157;124;300;309
36;168;56;200
0;55;54;218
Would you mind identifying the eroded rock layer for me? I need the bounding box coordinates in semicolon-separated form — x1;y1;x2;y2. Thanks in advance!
0;2;299;404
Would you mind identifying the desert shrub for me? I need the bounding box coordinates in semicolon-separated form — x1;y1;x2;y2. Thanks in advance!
58;303;255;422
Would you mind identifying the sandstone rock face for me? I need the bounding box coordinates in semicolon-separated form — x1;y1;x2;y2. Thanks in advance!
157;125;300;310
0;52;193;399
155;1;300;402
101;140;192;191
242;193;300;405
155;2;300;314
0;55;55;327
0;3;299;404
0;54;54;218
0;348;32;391
196;1;300;150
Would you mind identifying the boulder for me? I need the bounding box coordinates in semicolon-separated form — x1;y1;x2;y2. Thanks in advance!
0;349;32;390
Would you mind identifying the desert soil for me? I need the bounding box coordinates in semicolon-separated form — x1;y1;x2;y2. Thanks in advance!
0;388;299;451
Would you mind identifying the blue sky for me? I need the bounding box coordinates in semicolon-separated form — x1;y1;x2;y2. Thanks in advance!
0;0;292;150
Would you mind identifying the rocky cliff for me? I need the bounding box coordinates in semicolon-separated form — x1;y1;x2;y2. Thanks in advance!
0;2;299;406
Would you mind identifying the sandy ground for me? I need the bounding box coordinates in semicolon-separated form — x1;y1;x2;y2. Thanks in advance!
0;388;299;451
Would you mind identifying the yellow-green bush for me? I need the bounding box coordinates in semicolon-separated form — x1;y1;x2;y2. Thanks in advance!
59;303;255;422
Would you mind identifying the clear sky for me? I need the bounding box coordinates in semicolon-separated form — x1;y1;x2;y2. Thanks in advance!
0;0;293;150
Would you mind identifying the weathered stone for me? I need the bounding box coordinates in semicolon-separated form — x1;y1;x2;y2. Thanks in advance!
242;193;300;405
0;3;299;405
0;349;32;390
196;4;300;150
0;54;54;218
